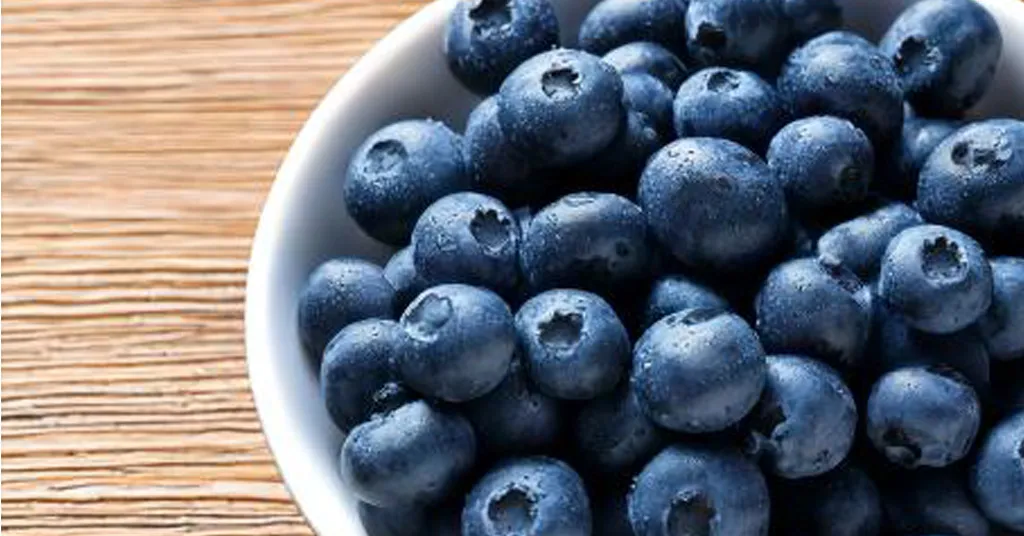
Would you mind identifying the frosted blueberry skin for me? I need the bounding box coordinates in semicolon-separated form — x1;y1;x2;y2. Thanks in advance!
628;444;770;536
883;470;991;536
574;384;667;474
463;97;537;208
971;411;1024;532
685;0;791;76
879;224;993;334
866;366;981;469
383;246;430;312
444;0;560;95
397;284;516;403
340;400;476;508
643;274;728;329
917;119;1024;253
603;41;689;90
639;137;789;276
498;48;625;168
622;73;674;138
817;203;923;279
578;0;688;56
633;309;766;433
464;357;563;456
674;67;789;154
755;256;872;371
344;120;469;246
520;192;650;296
779;0;841;42
771;464;882;536
515;289;630;401
778;34;904;151
298;257;396;359
888;117;960;200
879;0;1002;118
462;457;591;536
979;257;1024;361
320;319;413;433
412;192;520;295
745;355;857;479
767;116;874;217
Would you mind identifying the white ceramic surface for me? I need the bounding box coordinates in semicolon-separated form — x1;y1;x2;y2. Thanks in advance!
246;0;1024;533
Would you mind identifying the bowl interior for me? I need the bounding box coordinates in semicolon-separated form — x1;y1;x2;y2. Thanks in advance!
246;0;1024;534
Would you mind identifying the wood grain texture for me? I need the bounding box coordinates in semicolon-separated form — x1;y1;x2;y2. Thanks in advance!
1;1;429;533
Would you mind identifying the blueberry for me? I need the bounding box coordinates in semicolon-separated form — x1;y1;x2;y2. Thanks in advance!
577;110;664;196
412;192;520;294
397;284;515;402
817;202;924;279
889;117;960;200
578;0;688;56
745;355;857;478
340;400;476;507
917;119;1024;252
358;502;427;536
866;366;981;468
970;411;1024;532
801;29;875;51
444;0;560;95
768;116;874;216
771;464;882;536
639;138;789;276
383;246;430;311
779;0;841;42
515;289;630;400
643;273;728;329
320;319;414;433
778;35;903;150
521;192;650;295
755;256;872;370
979;257;1024;361
462;457;591;536
574;384;666;473
634;309;766;433
879;0;1002;118
463;97;536;207
628;444;770;536
603;42;689;90
883;470;991;536
686;0;790;75
345;120;469;245
879;224;993;334
674;68;789;154
498;48;625;168
622;73;674;138
298;257;396;359
464;357;562;455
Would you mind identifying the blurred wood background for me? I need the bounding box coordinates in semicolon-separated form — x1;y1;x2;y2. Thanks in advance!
2;1;430;533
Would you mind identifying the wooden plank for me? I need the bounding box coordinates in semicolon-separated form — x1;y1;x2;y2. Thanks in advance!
1;1;430;533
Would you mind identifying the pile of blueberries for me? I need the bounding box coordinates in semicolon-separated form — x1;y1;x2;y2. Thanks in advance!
298;0;1024;534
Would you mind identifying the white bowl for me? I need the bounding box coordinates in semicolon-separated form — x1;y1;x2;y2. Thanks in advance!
246;0;1024;533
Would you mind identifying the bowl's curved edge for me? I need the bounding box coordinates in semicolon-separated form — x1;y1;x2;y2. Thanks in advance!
244;2;454;535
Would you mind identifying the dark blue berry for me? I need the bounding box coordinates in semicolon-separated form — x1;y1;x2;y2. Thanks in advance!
880;0;1002;117
462;457;591;536
383;246;430;311
298;257;395;359
639;137;789;275
686;0;791;75
633;309;766;433
883;470;991;536
516;289;630;400
574;384;666;473
498;48;625;168
622;73;674;138
643;273;728;329
577;110;664;195
771;464;882;536
628;444;770;536
358;502;426;536
340;400;476;507
970;411;1024;532
866;366;981;468
674;68;788;154
463;97;536;207
345;120;469;245
879;224;993;334
602;41;689;90
779;0;841;42
445;0;560;95
578;0;688;56
979;257;1024;361
889;117;959;199
817;202;924;278
767;116;874;216
397;284;515;402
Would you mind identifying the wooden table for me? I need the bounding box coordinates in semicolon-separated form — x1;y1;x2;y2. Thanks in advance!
1;1;429;533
